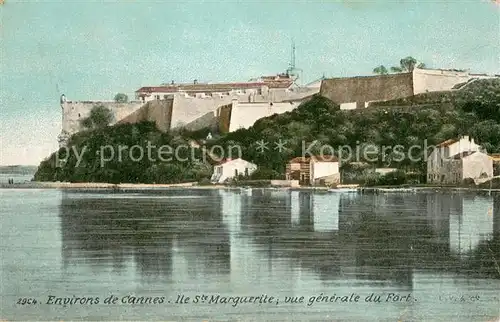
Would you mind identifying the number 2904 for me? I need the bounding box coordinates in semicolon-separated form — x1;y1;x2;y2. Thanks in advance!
17;298;37;305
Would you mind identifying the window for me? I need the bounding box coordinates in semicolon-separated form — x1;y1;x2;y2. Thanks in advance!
245;168;249;176
78;113;81;118
234;169;238;177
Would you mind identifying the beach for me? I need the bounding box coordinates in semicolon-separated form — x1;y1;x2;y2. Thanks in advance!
2;181;500;194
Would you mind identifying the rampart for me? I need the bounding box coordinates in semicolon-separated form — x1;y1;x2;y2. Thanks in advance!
59;86;319;146
117;99;174;132
320;69;499;110
58;100;145;146
412;69;469;95
217;101;300;133
320;73;414;109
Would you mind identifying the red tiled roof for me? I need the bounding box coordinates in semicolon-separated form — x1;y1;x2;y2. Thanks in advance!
136;80;293;93
266;81;294;88
261;74;292;81
436;139;458;148
289;157;310;163
136;83;263;93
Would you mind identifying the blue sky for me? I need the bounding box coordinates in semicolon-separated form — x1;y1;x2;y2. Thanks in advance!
0;0;499;165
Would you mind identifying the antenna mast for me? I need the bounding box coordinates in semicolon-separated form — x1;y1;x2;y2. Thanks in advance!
286;40;303;85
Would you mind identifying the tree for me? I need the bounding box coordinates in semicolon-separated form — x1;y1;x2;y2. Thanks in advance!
114;93;128;103
373;65;388;75
80;105;113;130
390;56;426;73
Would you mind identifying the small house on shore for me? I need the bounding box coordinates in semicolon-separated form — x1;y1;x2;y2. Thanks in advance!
285;155;340;186
427;136;492;184
210;158;257;184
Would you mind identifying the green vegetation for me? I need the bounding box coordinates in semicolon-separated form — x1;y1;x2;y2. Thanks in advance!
114;93;129;103
373;56;425;75
80;105;114;130
35;79;500;185
372;65;389;75
34;121;212;183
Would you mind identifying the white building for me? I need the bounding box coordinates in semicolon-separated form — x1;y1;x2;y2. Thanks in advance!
224;101;300;133
412;68;498;95
135;74;299;103
427;136;492;184
210;158;258;184
286;156;340;186
310;156;340;184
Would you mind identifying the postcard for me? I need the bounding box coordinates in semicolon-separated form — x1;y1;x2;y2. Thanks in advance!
0;0;499;321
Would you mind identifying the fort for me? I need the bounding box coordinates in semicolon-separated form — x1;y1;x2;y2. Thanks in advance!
320;68;498;110
58;67;498;147
58;71;319;147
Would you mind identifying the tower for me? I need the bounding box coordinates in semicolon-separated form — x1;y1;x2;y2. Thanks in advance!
286;40;303;85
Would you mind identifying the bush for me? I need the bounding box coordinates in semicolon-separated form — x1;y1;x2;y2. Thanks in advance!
461;178;476;187
364;170;408;186
249;168;283;180
364;172;381;186
198;178;212;186
80;105;113;129
114;93;128;103
378;170;407;186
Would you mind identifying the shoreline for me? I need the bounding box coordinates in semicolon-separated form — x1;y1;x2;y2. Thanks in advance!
1;181;499;193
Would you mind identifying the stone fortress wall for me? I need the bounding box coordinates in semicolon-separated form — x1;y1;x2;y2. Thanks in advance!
59;68;499;147
320;73;414;110
58;86;319;147
226;101;299;133
117;99;174;132
58;99;145;146
412;68;497;94
320;68;499;110
169;87;319;131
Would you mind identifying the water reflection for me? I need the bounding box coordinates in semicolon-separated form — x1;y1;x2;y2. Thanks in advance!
59;189;232;281
58;189;499;285
3;188;499;320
